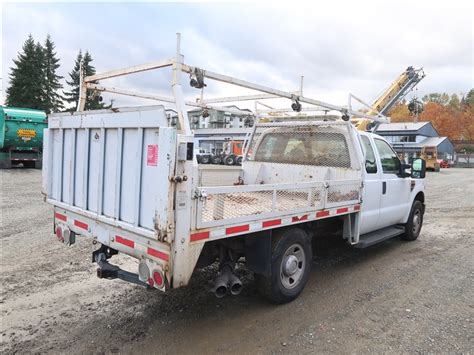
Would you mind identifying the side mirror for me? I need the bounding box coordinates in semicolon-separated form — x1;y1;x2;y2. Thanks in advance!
411;158;426;179
399;161;411;178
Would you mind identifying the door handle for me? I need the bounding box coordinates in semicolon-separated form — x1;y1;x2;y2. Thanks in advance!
382;181;387;194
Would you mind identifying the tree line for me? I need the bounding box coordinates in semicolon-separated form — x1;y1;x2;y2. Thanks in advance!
5;34;109;113
388;90;474;141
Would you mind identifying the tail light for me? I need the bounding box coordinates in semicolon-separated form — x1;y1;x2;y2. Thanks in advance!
153;270;164;287
55;227;64;242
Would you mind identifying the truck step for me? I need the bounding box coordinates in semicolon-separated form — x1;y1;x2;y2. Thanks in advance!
355;226;405;248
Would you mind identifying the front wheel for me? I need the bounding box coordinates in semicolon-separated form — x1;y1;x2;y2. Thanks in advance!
401;200;424;241
256;227;312;304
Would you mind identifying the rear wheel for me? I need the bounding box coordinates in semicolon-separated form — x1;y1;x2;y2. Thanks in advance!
401;200;424;241
256;227;312;304
200;155;210;164
236;156;243;165
211;156;221;164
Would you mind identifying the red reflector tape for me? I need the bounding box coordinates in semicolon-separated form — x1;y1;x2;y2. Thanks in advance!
262;219;281;228
147;247;169;262
190;231;210;242
292;215;308;222
55;212;67;222
115;235;134;248
354;205;361;211
316;210;330;218
226;224;249;235
74;220;88;230
337;207;349;214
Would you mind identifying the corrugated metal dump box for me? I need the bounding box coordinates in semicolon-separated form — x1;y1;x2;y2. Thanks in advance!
43;106;176;239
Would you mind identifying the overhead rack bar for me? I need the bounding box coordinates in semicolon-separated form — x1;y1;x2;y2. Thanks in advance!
77;33;389;136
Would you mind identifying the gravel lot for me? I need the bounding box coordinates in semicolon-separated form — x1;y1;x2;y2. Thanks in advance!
1;168;473;354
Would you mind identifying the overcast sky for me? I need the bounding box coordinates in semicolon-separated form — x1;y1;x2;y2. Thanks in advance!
1;1;473;111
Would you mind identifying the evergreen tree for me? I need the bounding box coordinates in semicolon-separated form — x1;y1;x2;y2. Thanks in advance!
64;50;108;111
42;35;64;113
447;94;461;111
6;35;44;109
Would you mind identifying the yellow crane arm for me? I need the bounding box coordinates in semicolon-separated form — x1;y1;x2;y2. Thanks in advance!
354;66;425;131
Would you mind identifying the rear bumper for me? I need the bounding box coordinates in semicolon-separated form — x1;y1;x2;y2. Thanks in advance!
53;206;172;290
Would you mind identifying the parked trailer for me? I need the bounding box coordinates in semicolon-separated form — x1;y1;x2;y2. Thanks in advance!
0;106;47;168
43;35;426;303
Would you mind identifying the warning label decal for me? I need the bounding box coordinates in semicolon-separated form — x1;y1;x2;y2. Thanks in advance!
147;144;158;166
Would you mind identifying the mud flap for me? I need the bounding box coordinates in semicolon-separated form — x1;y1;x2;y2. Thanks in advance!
245;230;272;277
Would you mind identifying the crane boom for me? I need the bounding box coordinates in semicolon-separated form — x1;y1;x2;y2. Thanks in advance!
355;66;425;131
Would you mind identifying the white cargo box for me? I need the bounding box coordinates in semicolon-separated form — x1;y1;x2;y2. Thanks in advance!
43;106;176;240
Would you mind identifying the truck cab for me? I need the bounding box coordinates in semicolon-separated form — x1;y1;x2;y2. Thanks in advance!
358;132;425;240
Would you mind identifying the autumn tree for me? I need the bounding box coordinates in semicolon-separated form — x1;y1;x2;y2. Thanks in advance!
387;91;473;142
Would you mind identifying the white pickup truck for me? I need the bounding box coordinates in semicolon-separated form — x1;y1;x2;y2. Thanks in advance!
42;38;426;303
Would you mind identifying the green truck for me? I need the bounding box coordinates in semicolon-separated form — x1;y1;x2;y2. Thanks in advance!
0;106;47;169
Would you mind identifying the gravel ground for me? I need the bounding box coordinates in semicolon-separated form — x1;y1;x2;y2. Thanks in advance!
1;168;473;354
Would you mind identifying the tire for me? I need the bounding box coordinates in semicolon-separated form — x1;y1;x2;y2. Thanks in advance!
211;156;221;164
256;227;312;304
401;200;424;241
0;159;12;169
236;156;243;165
225;156;235;165
200;155;210;164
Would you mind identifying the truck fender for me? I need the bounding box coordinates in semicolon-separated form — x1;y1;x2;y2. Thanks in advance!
245;230;272;278
403;191;425;223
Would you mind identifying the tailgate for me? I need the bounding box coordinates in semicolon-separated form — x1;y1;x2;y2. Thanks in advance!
43;106;176;238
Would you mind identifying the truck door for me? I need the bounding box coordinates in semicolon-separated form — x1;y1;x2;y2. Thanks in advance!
373;138;411;228
359;135;382;234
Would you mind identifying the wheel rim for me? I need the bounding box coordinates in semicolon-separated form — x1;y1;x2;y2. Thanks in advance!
280;243;306;290
412;209;421;235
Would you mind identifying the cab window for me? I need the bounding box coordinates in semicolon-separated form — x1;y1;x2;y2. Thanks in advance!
374;139;400;174
360;136;377;174
254;132;350;167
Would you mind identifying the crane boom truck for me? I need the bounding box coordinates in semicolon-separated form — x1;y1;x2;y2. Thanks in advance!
42;35;426;303
353;66;425;131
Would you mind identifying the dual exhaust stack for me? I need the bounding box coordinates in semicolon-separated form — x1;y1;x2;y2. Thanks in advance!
211;264;242;298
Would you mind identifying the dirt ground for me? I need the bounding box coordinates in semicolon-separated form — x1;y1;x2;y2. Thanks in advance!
1;168;473;354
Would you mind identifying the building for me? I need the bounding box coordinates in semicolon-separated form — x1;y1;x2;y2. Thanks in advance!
376;122;455;161
188;105;254;129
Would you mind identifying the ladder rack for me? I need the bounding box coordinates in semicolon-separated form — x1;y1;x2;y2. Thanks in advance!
77;33;390;136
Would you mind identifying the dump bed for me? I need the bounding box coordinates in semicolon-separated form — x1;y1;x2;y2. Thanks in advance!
42;106;176;240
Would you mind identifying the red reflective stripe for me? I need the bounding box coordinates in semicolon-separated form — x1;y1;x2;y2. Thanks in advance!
147;247;169;262
226;224;249;235
55;212;67;222
337;207;349;214
316;210;330;218
292;215;308;222
74;220;88;230
115;235;134;248
190;231;210;242
354;205;361;211
262;219;281;228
